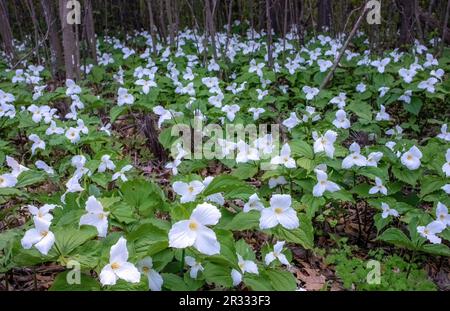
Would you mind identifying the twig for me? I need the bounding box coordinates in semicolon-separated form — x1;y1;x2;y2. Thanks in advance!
319;1;370;91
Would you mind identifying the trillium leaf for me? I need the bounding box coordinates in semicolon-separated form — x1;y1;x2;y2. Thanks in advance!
203;262;233;288
49;271;101;291
376;228;415;250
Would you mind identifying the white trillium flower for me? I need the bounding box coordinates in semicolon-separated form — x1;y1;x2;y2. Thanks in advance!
418;77;438;93
442;149;450;177
243;193;265;213
265;241;290;266
268;176;287;189
35;160;54;175
367;152;383;167
137;257;163;291
99;237;141;286
0;173;17;188
135;79;157;94
435;202;450;227
437;124;450;141
400;145;422;170
313;130;337;158
112;165;133;182
28;134;45;155
342;142;367;169
185;256;204;279
282;112;300;131
221;104;240;121
231;254;259;286
271;143;296;168
6;156;29;177
313;168;340;197
168;202;221;255
98;155;116;173
79;196;109;237
28;204;56;223
417;222;444;244
236;140;260;163
65;127;81;143
381;202;399;219
248;107;265;120
332;109;350;129
259;194;299;230
369;177;388;195
375;105;390;121
173;180;205;203
302;86;319;100
21;217;55;255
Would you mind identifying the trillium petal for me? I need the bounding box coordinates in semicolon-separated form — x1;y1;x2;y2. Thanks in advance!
193;225;220;255
148;270;163;291
34;231;55;255
191;202;221;226
259;208;279;229
277;208;299;229
21;228;42;249
168;220;197;248
99;264;118;286
115;262;141;283
110;237;129;263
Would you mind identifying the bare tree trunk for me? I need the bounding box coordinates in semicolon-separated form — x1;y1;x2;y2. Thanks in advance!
0;0;15;61
165;0;175;47
266;0;273;68
397;0;415;45
317;0;331;32
146;0;158;56
41;0;63;78
438;0;450;57
205;0;218;61
84;0;97;64
59;0;80;80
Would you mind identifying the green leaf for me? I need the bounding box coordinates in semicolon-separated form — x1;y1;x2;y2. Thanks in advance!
290;140;314;159
203;175;254;199
162;273;189;291
54;226;98;256
403;97;422;115
420;176;446;198
377;228;414;250
421;244;450;257
243;274;274;291
265;269;297;291
110;106;127;123
15;170;47;188
203;262;233;288
49;271;100;291
273;214;314;249
231;164;258;180
392;166;420;186
223;211;259;231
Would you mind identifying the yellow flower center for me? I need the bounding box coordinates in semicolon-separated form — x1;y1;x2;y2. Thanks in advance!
423;229;429;235
142;266;150;273
407;155;413;161
0;177;4;184
97;213;105;220
40;230;48;237
189;221;198;231
188;186;194;193
274;207;283;214
111;262;120;270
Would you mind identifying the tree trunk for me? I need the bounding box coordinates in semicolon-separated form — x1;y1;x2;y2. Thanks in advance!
59;0;80;80
0;0;15;61
146;0;158;55
41;0;64;78
266;0;273;68
317;0;331;31
397;0;414;45
84;0;97;64
205;0;218;62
